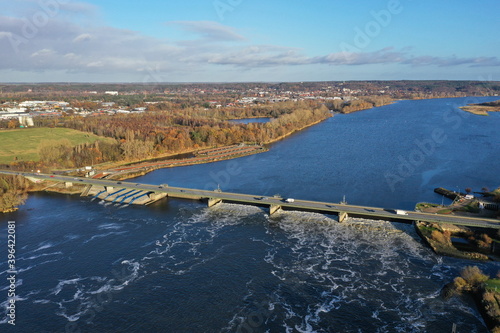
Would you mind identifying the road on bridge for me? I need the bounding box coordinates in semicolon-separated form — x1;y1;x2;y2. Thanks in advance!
2;170;499;229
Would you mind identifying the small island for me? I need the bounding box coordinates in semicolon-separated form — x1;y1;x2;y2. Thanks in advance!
460;99;500;115
415;187;500;261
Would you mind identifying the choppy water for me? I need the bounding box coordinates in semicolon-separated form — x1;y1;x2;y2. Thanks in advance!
1;97;500;332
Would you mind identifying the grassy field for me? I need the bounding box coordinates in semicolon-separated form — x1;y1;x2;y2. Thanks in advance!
0;127;113;164
485;279;500;292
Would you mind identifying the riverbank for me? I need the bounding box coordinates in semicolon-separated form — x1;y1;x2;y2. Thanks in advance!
442;267;500;332
6;114;332;202
101;145;267;181
460;99;500;115
88;113;332;180
339;100;395;114
261;116;331;144
414;221;491;261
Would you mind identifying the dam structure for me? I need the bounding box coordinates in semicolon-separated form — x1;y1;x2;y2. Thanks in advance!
3;170;500;229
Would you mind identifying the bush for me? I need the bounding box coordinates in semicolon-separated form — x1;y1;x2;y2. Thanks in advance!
461;266;489;288
453;277;468;291
482;234;493;245
431;230;451;245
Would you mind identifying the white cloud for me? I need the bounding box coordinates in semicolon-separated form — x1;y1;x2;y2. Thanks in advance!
0;1;498;82
167;20;246;42
30;48;54;57
73;33;92;43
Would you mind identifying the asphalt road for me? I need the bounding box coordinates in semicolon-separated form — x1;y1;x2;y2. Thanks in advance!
2;170;499;229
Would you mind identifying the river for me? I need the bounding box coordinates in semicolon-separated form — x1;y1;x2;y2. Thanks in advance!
1;97;500;332
228;117;272;124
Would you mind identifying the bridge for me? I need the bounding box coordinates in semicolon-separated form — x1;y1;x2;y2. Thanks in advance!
3;170;500;229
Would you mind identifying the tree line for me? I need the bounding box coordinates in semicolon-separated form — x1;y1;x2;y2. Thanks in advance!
21;101;331;167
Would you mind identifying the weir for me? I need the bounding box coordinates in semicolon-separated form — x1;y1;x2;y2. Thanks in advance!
5;170;500;230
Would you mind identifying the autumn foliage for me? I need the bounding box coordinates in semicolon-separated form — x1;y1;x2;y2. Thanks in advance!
0;175;30;212
33;101;331;165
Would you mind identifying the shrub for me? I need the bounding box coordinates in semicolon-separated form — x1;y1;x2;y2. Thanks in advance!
460;266;489;288
431;230;451;245
482;234;493;245
453;277;468;291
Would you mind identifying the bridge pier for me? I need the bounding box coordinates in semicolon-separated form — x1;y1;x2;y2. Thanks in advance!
269;204;281;215
338;211;348;223
208;198;222;207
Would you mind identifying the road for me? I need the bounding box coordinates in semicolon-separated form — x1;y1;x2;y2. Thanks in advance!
2;170;499;229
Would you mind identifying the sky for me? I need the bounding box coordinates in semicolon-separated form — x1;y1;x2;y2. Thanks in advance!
0;0;499;83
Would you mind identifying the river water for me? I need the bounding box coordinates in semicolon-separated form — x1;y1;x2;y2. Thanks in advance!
1;97;500;332
228;117;272;124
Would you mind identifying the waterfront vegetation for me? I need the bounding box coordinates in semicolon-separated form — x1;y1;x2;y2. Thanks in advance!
460;99;500;116
0;174;31;212
3;101;330;171
0;100;331;211
444;266;500;332
415;221;499;261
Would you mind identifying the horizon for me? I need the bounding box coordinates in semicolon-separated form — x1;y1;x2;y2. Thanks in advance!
1;0;499;83
2;79;500;85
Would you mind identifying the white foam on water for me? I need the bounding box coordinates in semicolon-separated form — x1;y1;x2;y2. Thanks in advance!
141;204;266;276
33;241;57;252
0;279;22;292
83;230;128;244
233;210;487;332
64;234;81;240
33;299;51;304
21;251;63;261
49;259;144;324
97;222;123;230
50;278;84;296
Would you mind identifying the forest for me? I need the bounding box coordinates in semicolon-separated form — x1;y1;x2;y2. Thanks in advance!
9;101;331;169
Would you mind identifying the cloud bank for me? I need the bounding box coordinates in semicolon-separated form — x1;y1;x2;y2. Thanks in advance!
0;0;498;81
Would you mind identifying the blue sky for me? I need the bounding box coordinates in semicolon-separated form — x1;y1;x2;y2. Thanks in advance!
0;0;499;82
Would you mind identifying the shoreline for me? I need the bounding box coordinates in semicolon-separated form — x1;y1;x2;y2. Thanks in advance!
340;100;395;114
261;116;330;145
91;114;332;178
459;105;500;116
9;115;332;199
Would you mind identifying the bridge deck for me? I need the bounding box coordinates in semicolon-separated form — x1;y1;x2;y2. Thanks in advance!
3;170;499;229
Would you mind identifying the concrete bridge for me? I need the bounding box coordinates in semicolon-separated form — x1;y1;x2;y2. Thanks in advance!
3;170;500;229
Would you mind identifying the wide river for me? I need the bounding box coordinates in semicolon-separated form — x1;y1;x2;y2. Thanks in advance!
1;97;500;332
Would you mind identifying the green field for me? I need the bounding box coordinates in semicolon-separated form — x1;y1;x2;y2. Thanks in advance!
485;279;500;292
0;127;113;164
